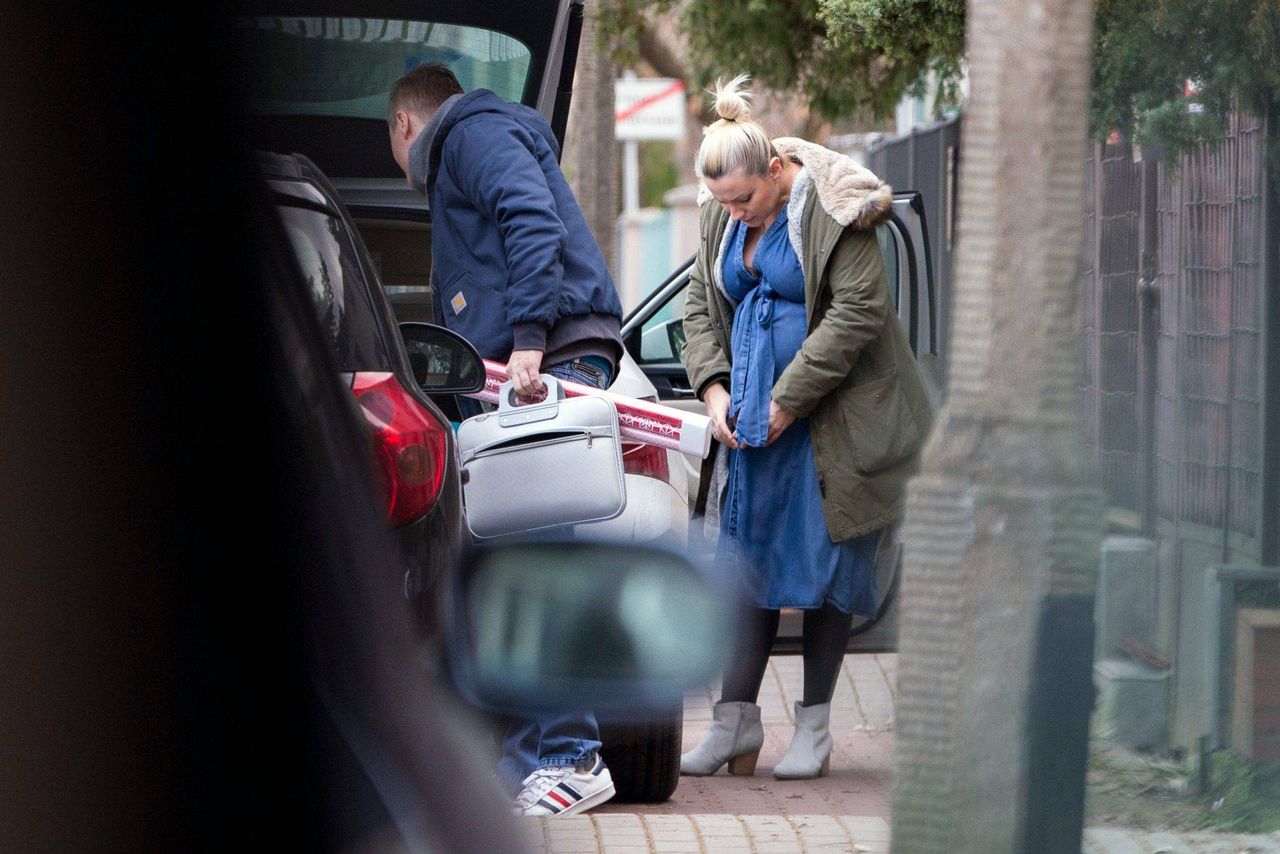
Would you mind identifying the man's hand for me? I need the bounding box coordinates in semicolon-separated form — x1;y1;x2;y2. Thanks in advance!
703;383;739;449
507;349;546;400
765;400;796;446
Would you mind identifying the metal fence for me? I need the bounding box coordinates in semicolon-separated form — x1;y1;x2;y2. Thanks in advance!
867;116;961;359
1082;141;1142;509
1082;113;1268;554
872;109;1276;753
872;111;1273;561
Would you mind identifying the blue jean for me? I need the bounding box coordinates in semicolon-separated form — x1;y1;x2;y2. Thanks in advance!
498;709;604;794
546;355;613;389
497;354;612;793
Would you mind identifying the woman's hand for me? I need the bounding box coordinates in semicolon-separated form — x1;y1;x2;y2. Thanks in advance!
765;401;796;446
703;382;740;449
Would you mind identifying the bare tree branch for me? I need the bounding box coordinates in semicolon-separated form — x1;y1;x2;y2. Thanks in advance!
637;21;686;83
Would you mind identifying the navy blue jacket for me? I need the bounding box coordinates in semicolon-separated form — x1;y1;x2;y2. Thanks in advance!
409;90;622;362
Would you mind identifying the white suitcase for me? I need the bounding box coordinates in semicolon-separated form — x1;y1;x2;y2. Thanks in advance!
457;375;627;539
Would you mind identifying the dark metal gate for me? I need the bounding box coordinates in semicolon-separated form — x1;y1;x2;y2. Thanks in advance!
1081;113;1271;561
872;111;1272;552
867;116;961;360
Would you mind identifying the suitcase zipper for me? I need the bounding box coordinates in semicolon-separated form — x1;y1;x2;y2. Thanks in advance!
462;427;613;462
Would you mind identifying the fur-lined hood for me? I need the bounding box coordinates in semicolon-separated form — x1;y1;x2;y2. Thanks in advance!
696;136;892;230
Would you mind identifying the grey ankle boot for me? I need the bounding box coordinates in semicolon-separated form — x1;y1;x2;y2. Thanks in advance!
680;701;764;776
773;701;833;779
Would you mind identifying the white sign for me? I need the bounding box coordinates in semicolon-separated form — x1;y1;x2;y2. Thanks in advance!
614;77;686;141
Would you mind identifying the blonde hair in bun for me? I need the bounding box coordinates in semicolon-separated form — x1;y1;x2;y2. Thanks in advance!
712;73;753;122
696;74;777;181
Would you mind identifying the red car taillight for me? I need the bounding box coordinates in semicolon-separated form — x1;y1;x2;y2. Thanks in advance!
351;372;447;527
622;441;670;482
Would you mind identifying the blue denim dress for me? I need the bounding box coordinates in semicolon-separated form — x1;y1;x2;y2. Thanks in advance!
716;207;879;617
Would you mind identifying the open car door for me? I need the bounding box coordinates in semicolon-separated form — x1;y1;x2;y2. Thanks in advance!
236;0;585;178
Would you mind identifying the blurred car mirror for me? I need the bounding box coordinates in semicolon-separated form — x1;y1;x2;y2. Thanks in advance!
447;541;729;715
398;322;486;394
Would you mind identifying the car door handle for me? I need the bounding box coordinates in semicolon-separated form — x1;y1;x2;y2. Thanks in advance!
667;386;697;400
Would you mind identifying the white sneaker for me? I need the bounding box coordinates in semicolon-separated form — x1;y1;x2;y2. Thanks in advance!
514;754;616;817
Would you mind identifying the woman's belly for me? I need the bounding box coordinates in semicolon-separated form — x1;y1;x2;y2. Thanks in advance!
768;299;808;381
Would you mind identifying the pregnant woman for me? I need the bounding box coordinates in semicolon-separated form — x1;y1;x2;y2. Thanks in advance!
679;75;932;780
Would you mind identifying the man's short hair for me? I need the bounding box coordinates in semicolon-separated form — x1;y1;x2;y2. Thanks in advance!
388;63;464;127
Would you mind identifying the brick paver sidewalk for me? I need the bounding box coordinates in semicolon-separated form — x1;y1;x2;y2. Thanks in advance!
599;653;897;818
527;816;1280;853
530;813;889;852
526;653;1280;852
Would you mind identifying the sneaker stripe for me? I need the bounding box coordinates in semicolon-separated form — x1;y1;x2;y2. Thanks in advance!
547;790;574;809
557;782;582;800
535;797;564;814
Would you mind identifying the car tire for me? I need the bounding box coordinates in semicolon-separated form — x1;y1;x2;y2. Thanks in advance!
599;704;683;803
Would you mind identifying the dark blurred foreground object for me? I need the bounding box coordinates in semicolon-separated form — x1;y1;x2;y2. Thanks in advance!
449;540;731;806
447;541;729;714
0;7;525;851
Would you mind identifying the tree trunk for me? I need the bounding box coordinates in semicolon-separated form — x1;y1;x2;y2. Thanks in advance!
565;0;618;275
890;0;1102;851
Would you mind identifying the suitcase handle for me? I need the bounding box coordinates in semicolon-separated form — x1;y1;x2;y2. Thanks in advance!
496;373;564;411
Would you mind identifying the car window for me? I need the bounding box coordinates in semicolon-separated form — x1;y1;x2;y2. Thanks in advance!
277;202;392;372
235;17;533;119
636;286;688;365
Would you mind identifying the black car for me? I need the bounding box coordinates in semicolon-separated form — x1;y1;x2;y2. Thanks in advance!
259;150;471;632
4;17;528;841
6;6;726;847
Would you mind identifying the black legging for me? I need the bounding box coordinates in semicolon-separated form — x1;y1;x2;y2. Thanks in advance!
719;603;854;707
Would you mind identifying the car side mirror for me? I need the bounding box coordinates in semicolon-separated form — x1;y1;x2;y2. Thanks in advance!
398;322;485;394
446;541;730;715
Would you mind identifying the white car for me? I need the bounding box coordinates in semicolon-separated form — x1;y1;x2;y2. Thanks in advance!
570;354;689;545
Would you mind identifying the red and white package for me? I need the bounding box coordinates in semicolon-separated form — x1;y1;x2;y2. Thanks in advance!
467;359;713;459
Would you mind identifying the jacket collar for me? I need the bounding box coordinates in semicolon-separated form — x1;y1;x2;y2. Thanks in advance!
772;137;892;229
408;92;465;196
697;138;892;230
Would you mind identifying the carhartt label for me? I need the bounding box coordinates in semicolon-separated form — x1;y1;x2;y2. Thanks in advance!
451;292;467;315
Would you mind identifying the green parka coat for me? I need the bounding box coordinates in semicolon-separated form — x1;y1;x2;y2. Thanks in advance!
682;138;933;542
